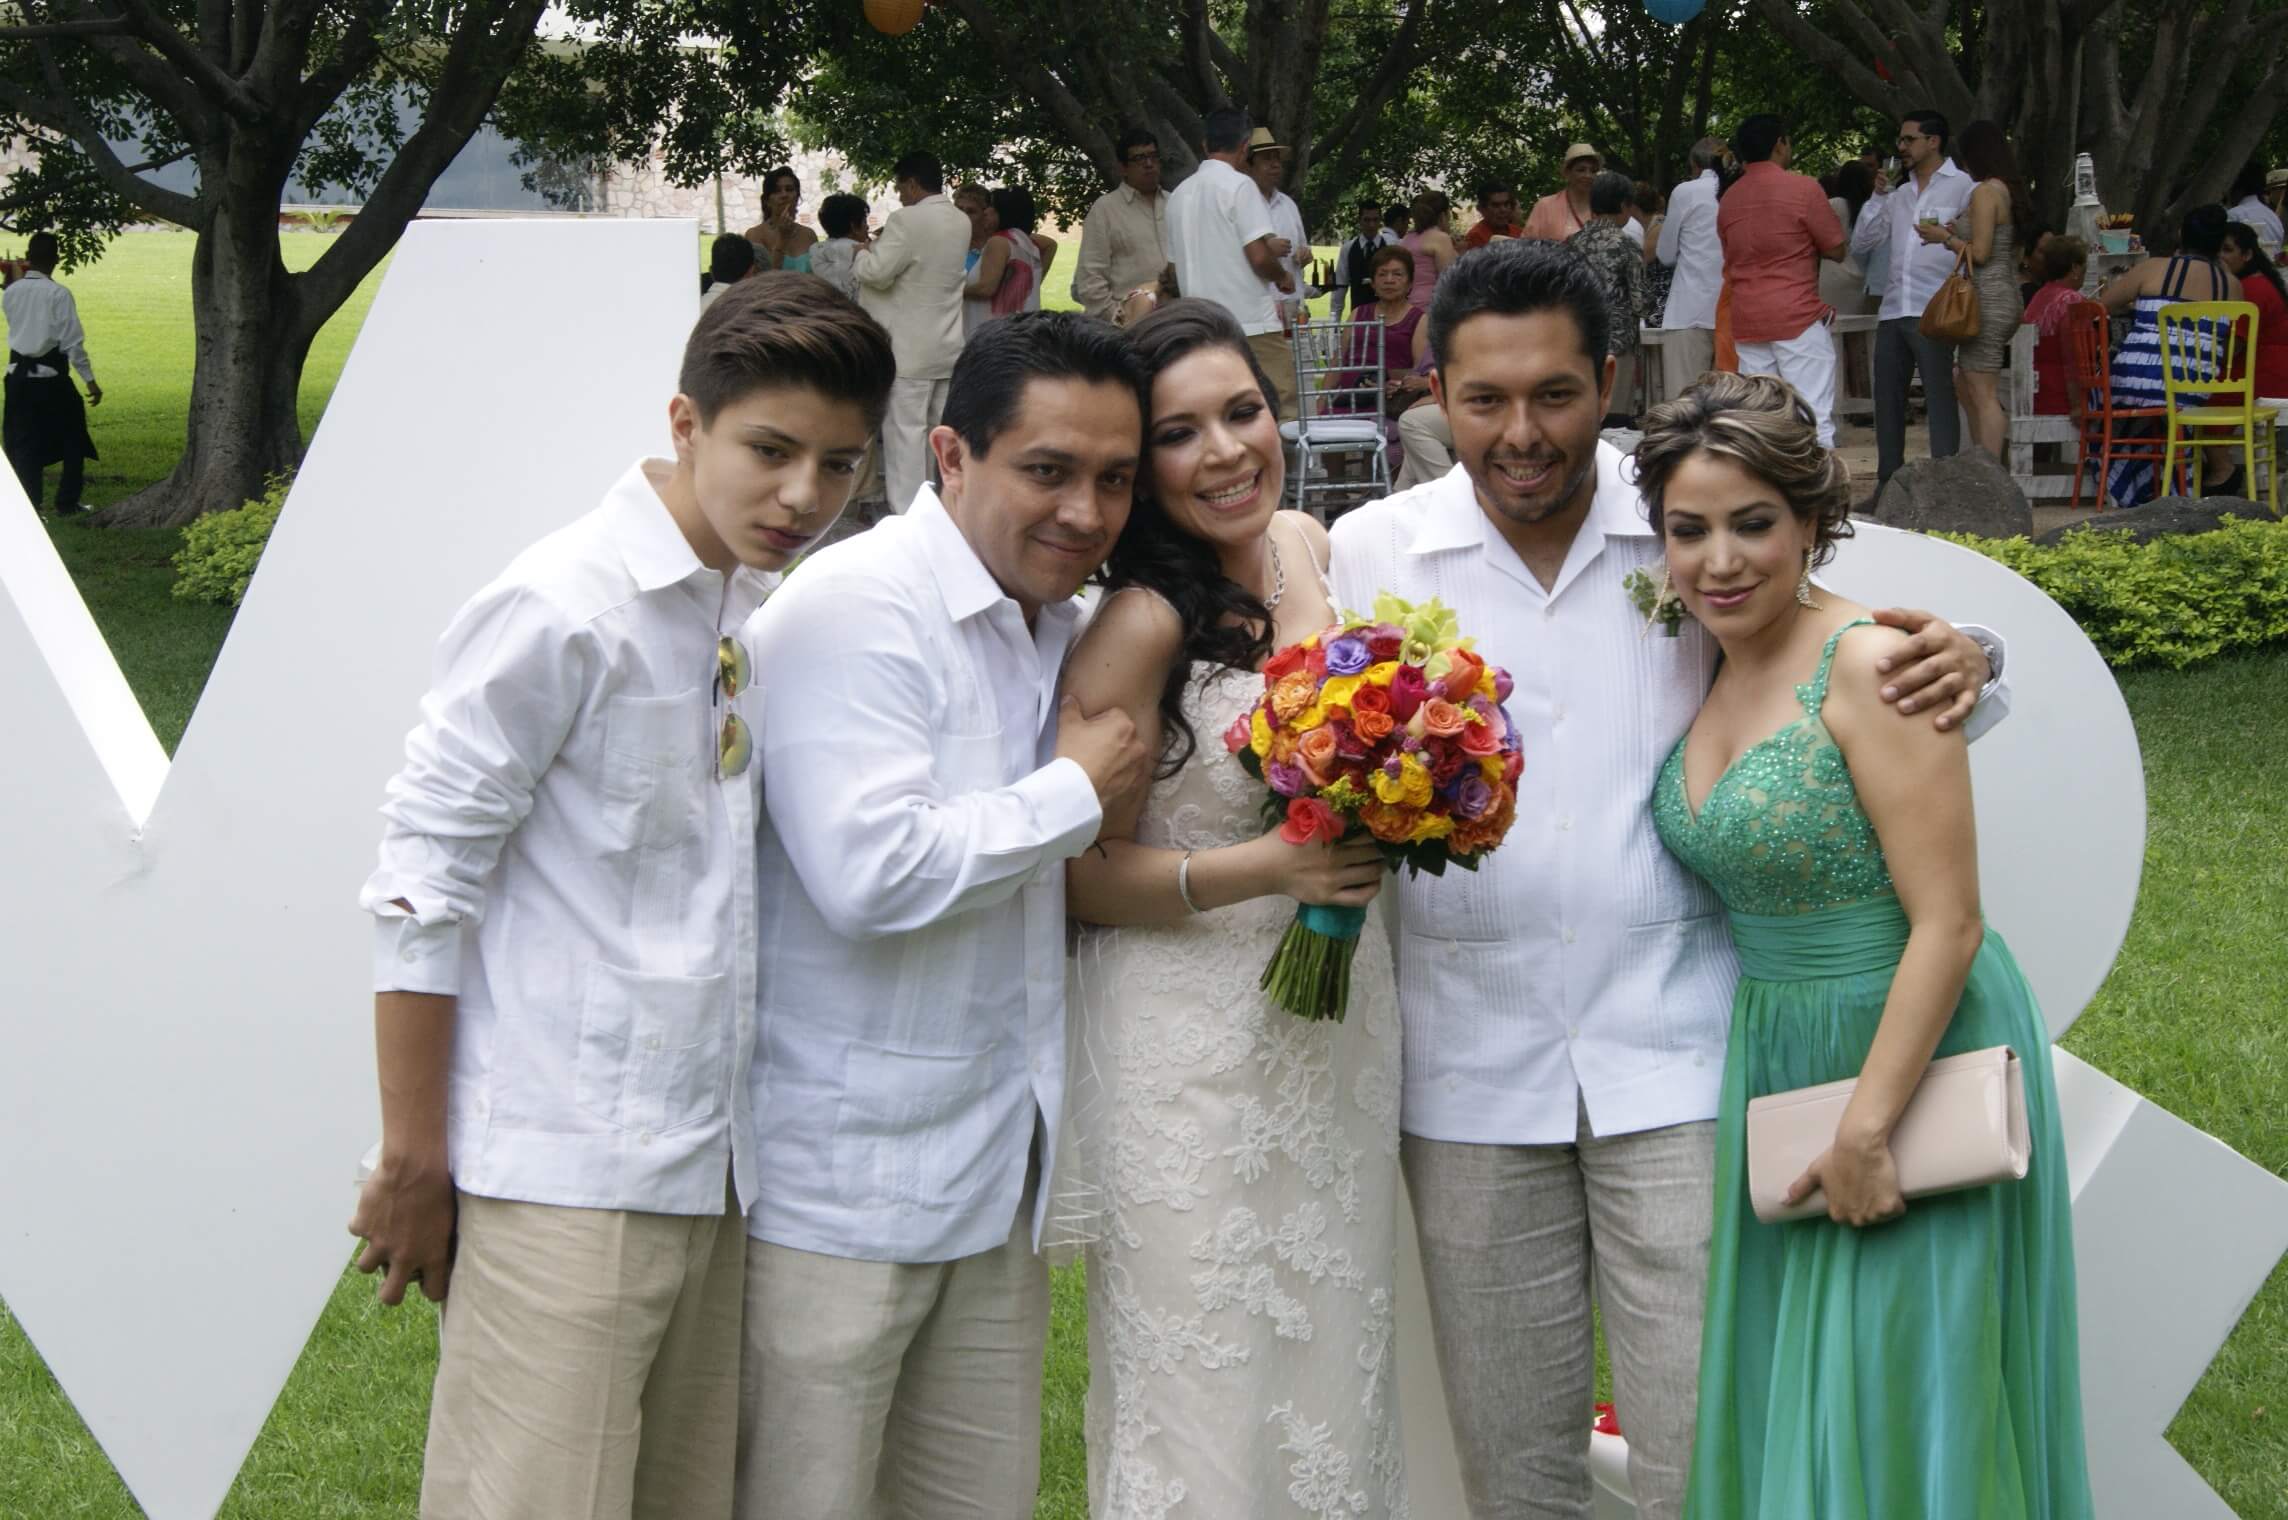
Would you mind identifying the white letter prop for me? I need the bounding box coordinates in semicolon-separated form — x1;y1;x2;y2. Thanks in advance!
0;219;698;1518
1407;523;2288;1520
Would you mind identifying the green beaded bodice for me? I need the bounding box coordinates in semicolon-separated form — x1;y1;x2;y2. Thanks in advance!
1652;620;1899;917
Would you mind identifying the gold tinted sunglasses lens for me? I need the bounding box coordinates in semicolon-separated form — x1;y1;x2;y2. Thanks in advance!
717;637;751;700
719;713;752;778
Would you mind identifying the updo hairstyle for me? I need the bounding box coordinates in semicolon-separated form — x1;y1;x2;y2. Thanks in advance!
1632;372;1854;566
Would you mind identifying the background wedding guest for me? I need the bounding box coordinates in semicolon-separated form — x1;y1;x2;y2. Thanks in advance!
1717;114;1847;446
1656;137;1728;401
2020;234;2088;417
1246;128;1313;328
1569;171;1653;424
2100;203;2240;501
1922;119;2033;464
1523;142;1602;241
2228;160;2285;252
2221;221;2288;399
733;312;1150;1520
955;182;995;338
1330;196;1399;319
809;193;871;303
745;165;818;273
966;185;1057;322
1400;188;1457;310
1853;109;1975;483
0;231;100;514
1166;107;1297;416
1385;201;1411;239
1465;178;1523;247
1636;373;2091;1520
352;275;892;1520
701;232;757;308
856;149;973;511
1073;128;1170;323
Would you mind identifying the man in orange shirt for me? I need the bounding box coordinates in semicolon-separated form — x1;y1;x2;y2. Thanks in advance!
1464;180;1522;247
1522;144;1601;242
1714;114;1847;444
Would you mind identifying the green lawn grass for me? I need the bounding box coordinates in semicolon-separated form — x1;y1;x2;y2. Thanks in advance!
3;230;2282;1520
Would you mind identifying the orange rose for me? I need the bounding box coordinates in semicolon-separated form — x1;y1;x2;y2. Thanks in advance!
1441;649;1485;702
1359;800;1418;843
1296;726;1340;785
1268;726;1300;765
1419;698;1468;738
1270;669;1319;723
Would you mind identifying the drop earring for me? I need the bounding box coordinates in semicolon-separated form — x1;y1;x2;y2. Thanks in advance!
1796;554;1819;608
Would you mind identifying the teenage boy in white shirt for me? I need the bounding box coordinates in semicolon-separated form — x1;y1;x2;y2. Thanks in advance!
350;274;895;1520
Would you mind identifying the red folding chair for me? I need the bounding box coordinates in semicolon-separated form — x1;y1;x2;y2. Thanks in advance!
2065;299;2181;508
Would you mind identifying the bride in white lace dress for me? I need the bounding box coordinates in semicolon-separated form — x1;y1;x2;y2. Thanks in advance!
1061;300;1409;1519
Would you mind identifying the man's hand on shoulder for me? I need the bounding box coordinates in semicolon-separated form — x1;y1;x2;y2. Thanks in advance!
1867;607;1991;731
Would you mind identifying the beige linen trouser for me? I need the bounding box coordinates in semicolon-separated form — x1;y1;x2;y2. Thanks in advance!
736;1170;1048;1520
420;1184;747;1520
1401;1100;1716;1520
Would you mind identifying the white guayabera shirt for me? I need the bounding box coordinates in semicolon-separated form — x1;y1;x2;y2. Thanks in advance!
362;458;771;1215
743;488;1102;1263
1330;443;2009;1145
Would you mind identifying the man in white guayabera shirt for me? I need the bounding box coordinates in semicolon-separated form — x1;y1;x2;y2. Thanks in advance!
1329;240;2010;1520
733;312;1151;1520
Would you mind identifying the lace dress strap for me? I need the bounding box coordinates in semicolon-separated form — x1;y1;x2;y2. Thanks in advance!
1796;617;1877;719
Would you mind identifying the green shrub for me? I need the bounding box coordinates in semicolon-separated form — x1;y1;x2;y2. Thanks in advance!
1935;517;2288;668
171;474;289;606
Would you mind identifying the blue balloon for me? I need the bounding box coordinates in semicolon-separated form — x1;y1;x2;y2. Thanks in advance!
1643;0;1707;21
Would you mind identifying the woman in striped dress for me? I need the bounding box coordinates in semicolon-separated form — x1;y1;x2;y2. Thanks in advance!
2099;204;2240;503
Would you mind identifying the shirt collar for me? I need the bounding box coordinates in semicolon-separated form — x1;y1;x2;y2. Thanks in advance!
909;485;1012;623
1118;182;1162;207
603;460;712;593
1404;440;1650;555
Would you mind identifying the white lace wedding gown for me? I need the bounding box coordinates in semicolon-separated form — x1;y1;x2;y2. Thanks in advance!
1068;657;1410;1520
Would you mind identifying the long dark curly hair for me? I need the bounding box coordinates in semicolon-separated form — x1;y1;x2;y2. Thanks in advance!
1097;298;1283;778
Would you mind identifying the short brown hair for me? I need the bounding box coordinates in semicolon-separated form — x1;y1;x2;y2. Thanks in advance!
1633;372;1854;565
2039;234;2088;283
1368;242;1416;278
679;271;896;430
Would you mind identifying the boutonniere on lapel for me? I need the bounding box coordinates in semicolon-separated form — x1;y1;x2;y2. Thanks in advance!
1625;566;1687;639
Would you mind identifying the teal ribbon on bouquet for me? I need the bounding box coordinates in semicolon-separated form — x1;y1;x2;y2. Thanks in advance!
1260;902;1371;1022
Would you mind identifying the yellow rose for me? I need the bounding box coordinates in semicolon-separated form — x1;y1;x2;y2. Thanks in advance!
1250;708;1273;758
1407;811;1456;842
1318;674;1364;712
1370;754;1433;808
1361;660;1400;687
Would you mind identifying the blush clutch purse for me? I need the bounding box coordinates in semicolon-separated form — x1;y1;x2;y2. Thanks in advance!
1746;1045;2031;1224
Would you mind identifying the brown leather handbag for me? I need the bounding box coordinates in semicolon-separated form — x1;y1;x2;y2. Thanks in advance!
1919;248;1981;342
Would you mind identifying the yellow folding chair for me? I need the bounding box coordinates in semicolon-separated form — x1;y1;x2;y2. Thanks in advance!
2157;300;2281;513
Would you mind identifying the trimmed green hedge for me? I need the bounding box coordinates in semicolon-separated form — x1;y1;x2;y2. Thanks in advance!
1937;518;2288;669
170;474;287;606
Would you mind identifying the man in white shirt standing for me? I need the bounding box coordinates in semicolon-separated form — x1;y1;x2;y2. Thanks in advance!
1852;110;1975;484
1248;128;1315;331
734;312;1151;1520
1166;107;1298;417
1330;241;2006;1520
2;232;100;514
2226;161;2285;252
352;278;894;1520
1654;137;1727;401
856;150;974;512
1072;128;1170;322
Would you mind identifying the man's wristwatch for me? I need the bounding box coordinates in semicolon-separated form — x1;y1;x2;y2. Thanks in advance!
1966;628;2004;698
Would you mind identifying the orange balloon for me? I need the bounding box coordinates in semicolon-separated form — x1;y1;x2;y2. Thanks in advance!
864;0;924;33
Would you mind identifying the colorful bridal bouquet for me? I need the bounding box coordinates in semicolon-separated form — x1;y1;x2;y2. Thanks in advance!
1224;594;1525;1021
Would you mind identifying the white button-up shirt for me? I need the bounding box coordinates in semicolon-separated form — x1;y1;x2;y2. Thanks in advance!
2;270;95;382
1264;186;1313;323
1166;157;1281;335
1330;448;2010;1143
1853;158;1976;322
1072;182;1169;321
1655;169;1724;330
361;459;770;1214
743;489;1102;1263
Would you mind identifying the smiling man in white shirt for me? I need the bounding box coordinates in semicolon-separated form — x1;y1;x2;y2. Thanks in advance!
1331;240;2007;1520
735;312;1151;1520
1851;111;1975;484
352;276;893;1520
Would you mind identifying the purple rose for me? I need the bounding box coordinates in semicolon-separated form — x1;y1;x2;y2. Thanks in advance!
1324;635;1371;676
1455;774;1496;820
1492;666;1515;703
1266;759;1308;797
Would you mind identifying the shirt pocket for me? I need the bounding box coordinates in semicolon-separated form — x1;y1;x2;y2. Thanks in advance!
601;689;707;853
572;961;729;1136
937;727;1007;797
831;1041;1002;1208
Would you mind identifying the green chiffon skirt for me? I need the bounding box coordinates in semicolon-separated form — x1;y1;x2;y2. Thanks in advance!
1684;897;2094;1520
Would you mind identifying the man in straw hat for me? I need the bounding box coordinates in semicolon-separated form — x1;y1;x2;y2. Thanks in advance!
1247;126;1315;331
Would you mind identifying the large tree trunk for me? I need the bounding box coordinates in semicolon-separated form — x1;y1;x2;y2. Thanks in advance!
98;177;309;528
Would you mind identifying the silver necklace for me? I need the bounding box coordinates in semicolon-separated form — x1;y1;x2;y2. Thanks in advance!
1263;534;1285;611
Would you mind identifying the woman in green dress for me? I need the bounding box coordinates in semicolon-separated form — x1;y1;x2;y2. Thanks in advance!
1635;372;2092;1520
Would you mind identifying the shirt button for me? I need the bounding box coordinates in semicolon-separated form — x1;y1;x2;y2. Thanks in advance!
399;947;416;963
1553;705;1567;723
647;1036;662;1052
1562;927;1578;945
1568;1024;1580;1039
1558;813;1573;831
638;1131;653;1146
1543;606;1555;620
